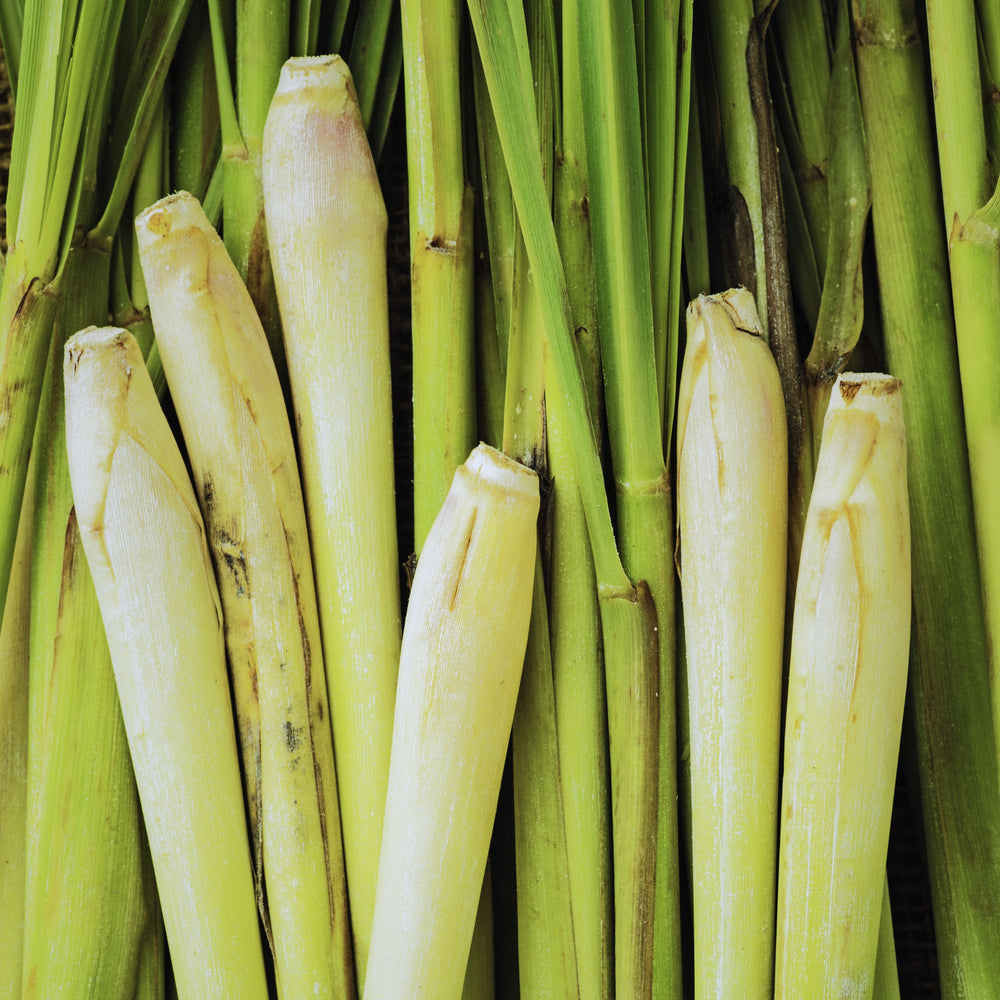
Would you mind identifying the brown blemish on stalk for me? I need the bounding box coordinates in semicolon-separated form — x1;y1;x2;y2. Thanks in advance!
747;8;806;478
449;507;478;611
0;375;30;430
719;186;757;296
839;379;863;403
12;276;41;321
144;211;172;237
285;519;355;972
404;551;418;591
49;511;83;674
284;719;303;756
216;528;249;598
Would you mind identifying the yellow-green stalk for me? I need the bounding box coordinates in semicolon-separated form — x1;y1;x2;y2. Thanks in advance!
262;55;401;983
775;373;910;1000
364;443;538;1000
63;326;268;1000
135;191;355;999
0;455;31;1000
676;288;787;1000
400;0;476;548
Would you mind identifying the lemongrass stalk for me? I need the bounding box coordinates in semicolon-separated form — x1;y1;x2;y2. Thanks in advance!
644;0;693;436
135;190;356;998
226;0;287;316
348;0;396;131
204;0;286;380
924;0;1000;766
853;3;1000;994
292;0;320;54
547;381;612;1000
324;0;352;52
366;16;403;164
0;1;21;98
466;6;662;996
132;880;165;1000
645;0;696;978
472;47;515;369
472;198;506;449
777;129;824;329
63;326;268;1000
0;0;127;617
22;248;150;1000
128;94;165;309
677;288;787;1000
682;77;711;299
704;0;767;315
775;373;910;999
365;444;538;1000
770;0;832;275
0;0;190;618
704;0;806;510
551;3;611;993
494;7;578;989
89;0;196;248
555;0;601;434
577;2;677;992
0;445;30;1000
872;876;901;1000
510;559;580;998
401;0;476;548
803;0;869;476
262;56;401;984
169;2;220;201
978;0;1000;168
132;840;165;1000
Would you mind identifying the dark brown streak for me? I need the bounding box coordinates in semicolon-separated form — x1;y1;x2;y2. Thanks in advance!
284;522;355;981
449;507;478;612
747;8;806;474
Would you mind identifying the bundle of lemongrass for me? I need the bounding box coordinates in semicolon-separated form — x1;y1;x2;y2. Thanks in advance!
5;0;1000;997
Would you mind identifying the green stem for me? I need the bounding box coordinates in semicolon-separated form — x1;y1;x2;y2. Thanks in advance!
770;0;832;273
704;0;766;315
682;75;711;298
168;3;221;201
402;0;476;551
872;877;901;1000
925;0;1000;772
576;1;679;993
853;2;1000;995
348;0;396;131
803;0;868;473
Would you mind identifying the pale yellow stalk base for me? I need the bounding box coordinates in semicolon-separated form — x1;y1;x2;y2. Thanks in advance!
136;191;355;999
775;373;910;1000
364;444;538;1000
677;288;787;1000
263;56;401;982
63;327;268;1000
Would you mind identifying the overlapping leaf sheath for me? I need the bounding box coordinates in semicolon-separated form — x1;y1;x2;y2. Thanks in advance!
135;191;355;999
775;374;910;999
22;249;153;1000
364;444;538;1000
63;326;268;1000
0;455;31;1000
676;288;787;1000
262;55;401;982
